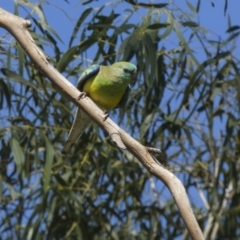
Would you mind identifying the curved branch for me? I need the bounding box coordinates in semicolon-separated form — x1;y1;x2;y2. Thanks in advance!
0;7;204;240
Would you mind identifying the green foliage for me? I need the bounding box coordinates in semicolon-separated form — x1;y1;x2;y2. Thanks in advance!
1;0;240;239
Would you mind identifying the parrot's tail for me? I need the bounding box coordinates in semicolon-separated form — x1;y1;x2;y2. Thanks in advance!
62;109;91;154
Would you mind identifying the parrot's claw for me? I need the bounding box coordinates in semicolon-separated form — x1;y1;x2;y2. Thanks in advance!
103;110;109;121
77;92;87;100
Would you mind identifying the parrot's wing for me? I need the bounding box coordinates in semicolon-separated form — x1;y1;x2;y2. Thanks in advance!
115;85;131;109
77;65;100;91
62;109;92;154
62;65;100;154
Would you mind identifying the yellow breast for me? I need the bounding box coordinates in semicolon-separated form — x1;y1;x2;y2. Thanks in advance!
83;76;125;110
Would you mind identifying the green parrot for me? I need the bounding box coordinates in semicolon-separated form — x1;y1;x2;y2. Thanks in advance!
62;61;137;154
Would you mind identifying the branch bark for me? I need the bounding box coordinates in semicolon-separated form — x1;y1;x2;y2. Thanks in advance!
0;7;204;240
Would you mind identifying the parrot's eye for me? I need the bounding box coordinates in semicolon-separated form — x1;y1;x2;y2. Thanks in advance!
123;68;129;73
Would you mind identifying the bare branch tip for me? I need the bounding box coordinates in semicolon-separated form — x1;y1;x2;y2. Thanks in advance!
146;147;162;155
110;132;126;149
25;20;32;28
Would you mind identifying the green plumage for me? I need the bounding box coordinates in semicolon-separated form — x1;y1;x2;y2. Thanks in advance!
62;61;137;154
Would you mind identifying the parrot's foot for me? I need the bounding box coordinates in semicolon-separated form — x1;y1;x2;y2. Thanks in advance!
77;92;87;100
103;110;109;121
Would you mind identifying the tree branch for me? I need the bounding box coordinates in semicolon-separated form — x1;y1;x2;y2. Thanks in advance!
0;7;204;240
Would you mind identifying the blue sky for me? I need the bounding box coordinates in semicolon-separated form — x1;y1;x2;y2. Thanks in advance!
1;1;240;75
2;0;240;51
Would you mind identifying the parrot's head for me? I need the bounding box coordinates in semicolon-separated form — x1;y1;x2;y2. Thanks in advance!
111;62;137;84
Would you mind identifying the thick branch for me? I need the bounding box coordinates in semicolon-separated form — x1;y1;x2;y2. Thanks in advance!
0;8;204;240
